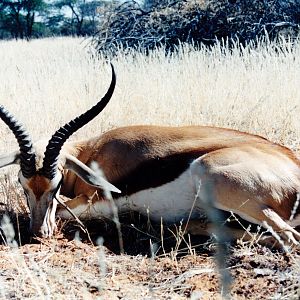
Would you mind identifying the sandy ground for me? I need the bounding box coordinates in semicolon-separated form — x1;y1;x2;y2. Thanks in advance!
0;212;299;299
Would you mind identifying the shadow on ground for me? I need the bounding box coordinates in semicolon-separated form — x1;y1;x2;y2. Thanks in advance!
0;208;269;257
0;209;214;256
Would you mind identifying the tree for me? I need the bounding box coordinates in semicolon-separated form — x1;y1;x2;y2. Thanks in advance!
0;0;47;39
0;0;113;39
55;0;104;36
0;8;11;38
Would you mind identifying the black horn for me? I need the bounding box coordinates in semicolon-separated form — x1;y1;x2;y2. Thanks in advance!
41;63;116;179
0;105;36;178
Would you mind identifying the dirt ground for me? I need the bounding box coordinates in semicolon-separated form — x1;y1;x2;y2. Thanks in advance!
0;211;300;300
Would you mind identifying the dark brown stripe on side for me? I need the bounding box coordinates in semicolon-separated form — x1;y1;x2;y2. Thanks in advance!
112;151;204;198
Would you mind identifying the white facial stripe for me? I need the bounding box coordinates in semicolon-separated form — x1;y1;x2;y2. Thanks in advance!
50;172;63;190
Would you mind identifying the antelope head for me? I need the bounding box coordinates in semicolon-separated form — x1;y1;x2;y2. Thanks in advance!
0;64;120;237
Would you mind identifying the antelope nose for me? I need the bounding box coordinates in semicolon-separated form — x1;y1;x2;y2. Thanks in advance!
30;222;50;238
38;223;56;238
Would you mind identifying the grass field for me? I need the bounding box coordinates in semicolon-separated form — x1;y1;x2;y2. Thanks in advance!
0;37;300;299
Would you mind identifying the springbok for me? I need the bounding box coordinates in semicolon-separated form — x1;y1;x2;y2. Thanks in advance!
0;64;300;246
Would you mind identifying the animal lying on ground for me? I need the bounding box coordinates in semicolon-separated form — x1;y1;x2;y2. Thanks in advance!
0;64;300;247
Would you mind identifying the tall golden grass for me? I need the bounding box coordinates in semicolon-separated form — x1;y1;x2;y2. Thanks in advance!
0;37;299;153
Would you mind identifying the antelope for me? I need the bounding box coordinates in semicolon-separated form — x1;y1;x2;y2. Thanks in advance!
0;64;300;247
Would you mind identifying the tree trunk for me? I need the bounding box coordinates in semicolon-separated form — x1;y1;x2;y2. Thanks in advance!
25;11;35;39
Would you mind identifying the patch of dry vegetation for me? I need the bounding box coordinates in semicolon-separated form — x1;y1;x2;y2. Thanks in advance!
93;0;300;53
0;37;300;299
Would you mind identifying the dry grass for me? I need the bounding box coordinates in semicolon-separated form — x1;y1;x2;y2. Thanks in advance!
0;37;300;299
1;37;300;148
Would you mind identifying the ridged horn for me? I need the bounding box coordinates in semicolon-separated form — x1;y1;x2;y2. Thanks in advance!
41;63;116;179
0;105;36;178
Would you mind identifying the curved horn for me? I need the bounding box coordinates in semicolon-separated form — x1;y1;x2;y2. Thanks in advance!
41;63;116;179
0;105;36;178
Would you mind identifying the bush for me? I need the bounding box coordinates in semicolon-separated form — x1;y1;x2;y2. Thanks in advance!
91;0;300;54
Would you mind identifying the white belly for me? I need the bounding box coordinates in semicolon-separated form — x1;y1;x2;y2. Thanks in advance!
116;169;204;223
58;168;205;223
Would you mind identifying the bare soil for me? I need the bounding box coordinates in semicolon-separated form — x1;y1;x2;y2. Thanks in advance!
1;210;299;299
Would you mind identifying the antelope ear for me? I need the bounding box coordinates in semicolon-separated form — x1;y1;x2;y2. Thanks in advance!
64;154;121;193
0;151;20;168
